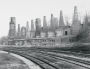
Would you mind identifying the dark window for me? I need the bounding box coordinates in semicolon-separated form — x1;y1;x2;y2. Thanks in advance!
65;31;68;35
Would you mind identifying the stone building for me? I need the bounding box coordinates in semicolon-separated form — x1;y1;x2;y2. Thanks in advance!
8;17;16;39
8;6;85;46
30;20;35;38
21;26;26;38
43;16;48;30
40;29;46;38
53;17;58;29
26;21;30;39
47;30;55;38
35;18;41;37
71;6;81;35
17;24;21;38
59;10;65;27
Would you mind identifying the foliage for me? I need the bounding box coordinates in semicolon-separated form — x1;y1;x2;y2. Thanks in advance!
0;36;8;45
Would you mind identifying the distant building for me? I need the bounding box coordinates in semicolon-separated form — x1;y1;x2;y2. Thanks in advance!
26;21;30;39
8;17;16;39
21;26;26;38
55;27;64;37
71;6;81;35
30;20;35;38
40;30;46;38
59;10;65;27
8;6;86;46
50;14;55;30
43;16;47;30
17;24;21;38
53;17;58;29
47;31;55;38
35;18;41;37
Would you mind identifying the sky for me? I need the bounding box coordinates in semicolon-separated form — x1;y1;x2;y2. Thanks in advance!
0;0;90;38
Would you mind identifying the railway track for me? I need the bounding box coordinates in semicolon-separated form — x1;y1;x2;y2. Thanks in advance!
37;51;90;69
24;51;90;69
7;50;58;69
3;49;90;69
23;52;60;69
28;52;74;69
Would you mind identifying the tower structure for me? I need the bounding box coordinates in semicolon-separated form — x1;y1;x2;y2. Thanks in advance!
43;16;47;30
59;10;65;27
30;20;35;38
26;21;30;39
35;18;41;37
8;17;16;39
50;14;54;30
53;17;58;29
31;20;35;31
21;26;26;38
71;6;81;35
17;24;21;38
84;14;89;27
72;6;78;23
83;15;90;35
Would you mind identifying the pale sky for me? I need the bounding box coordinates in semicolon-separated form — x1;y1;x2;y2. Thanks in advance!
0;0;90;38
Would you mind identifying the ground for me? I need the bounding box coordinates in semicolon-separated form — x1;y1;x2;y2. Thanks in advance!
0;53;29;69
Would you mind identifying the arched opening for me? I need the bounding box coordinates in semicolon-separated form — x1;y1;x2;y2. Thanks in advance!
65;31;68;35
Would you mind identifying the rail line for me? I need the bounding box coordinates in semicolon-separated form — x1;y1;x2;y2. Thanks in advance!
3;49;90;69
38;51;90;69
6;50;58;69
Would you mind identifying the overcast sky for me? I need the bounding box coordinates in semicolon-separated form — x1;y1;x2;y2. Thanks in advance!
0;0;90;38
